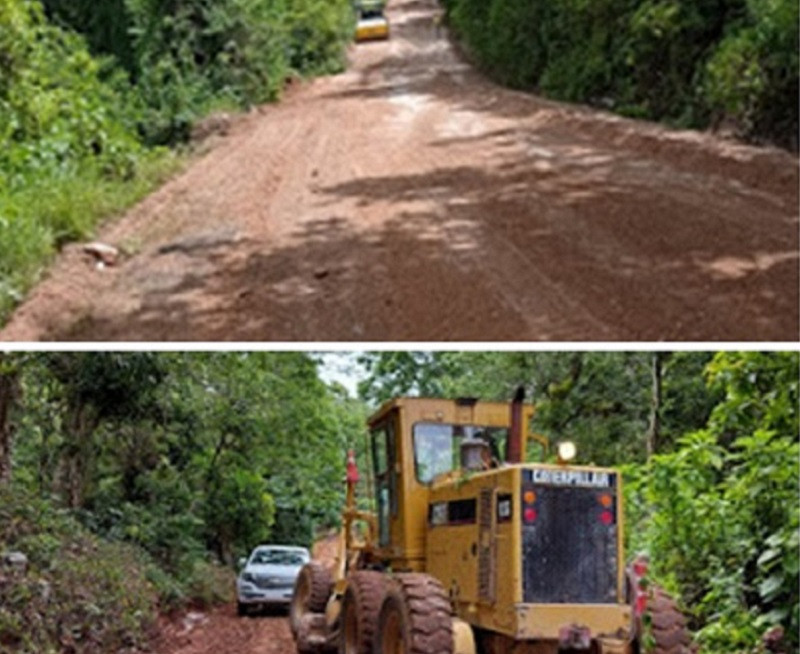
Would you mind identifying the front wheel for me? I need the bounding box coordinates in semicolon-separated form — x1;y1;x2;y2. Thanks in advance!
237;601;247;617
375;573;453;654
291;562;333;636
340;570;387;654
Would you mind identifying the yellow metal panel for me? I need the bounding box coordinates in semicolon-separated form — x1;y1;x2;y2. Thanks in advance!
452;618;477;654
355;21;389;41
427;467;521;635
515;604;632;641
428;522;478;598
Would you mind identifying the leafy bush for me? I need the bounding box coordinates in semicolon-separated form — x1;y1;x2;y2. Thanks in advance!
183;559;235;609
0;488;158;653
445;0;798;147
0;0;181;322
43;0;354;145
623;352;799;653
0;0;141;188
703;0;798;143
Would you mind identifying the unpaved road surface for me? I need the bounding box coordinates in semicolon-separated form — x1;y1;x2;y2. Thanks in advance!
3;0;797;341
152;605;293;654
149;535;340;654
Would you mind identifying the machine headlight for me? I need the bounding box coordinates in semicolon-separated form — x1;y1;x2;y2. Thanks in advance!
557;441;576;463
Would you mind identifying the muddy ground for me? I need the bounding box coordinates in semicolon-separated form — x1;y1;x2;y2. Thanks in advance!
148;535;341;654
151;605;293;654
3;0;797;341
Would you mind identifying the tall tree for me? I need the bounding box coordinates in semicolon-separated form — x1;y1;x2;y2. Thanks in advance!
646;352;665;458
42;352;167;507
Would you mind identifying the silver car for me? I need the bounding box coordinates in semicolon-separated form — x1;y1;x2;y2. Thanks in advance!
236;545;310;615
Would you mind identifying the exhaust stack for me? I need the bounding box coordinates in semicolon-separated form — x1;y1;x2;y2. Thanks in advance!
507;386;525;464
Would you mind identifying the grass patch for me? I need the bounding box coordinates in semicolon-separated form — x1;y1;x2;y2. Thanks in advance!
0;150;184;325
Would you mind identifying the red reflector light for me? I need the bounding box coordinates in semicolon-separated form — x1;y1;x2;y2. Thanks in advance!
600;510;613;525
524;507;537;523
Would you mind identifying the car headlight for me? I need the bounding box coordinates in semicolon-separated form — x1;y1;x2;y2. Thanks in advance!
241;572;256;583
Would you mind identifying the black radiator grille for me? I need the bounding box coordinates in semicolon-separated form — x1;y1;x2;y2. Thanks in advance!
521;484;618;604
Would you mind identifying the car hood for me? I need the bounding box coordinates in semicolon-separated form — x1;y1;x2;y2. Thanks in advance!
242;563;304;577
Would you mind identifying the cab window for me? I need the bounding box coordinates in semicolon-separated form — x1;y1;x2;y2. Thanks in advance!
412;422;509;483
371;420;396;546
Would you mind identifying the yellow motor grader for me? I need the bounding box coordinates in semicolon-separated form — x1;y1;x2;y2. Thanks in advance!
290;394;692;654
354;0;389;42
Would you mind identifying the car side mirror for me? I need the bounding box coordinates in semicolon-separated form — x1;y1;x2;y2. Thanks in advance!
237;557;247;569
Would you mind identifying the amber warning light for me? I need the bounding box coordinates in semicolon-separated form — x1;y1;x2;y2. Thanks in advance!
523;488;538;523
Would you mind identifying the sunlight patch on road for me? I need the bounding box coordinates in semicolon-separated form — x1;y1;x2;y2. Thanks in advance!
437;109;488;139
527;146;556;159
388;89;430;130
699;251;799;280
271;276;318;297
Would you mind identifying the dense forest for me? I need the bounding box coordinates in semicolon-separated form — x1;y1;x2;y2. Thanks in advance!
443;0;798;149
0;351;796;653
0;0;354;323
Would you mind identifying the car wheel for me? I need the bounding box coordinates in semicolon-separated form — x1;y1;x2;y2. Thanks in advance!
237;601;247;617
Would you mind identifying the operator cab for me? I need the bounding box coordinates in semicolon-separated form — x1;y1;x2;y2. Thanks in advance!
365;396;546;569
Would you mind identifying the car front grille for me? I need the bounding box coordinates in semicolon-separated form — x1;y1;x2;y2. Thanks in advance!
252;575;295;589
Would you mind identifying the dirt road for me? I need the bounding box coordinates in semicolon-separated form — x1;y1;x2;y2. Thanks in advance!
149;535;341;654
3;0;797;341
152;606;293;654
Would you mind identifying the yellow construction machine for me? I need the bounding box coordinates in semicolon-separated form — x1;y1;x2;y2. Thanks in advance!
354;0;389;42
291;394;692;654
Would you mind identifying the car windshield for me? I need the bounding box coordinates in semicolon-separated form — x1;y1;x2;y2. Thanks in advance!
251;549;307;566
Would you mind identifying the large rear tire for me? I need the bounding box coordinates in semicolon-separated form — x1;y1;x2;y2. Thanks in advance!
375;573;453;654
291;562;333;637
644;587;693;654
340;570;388;654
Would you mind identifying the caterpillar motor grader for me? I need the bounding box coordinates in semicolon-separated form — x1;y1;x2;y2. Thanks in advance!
290;394;692;654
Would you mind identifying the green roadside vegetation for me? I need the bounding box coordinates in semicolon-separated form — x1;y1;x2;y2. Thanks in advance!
0;0;354;324
0;352;367;651
442;0;798;150
0;351;796;652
